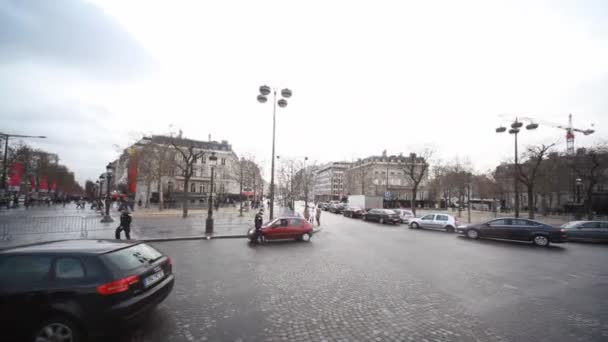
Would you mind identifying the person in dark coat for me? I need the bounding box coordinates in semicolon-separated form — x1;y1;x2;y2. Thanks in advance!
115;210;132;240
253;209;264;244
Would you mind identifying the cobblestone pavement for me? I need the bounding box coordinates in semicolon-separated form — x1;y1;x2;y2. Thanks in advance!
115;208;608;342
0;203;287;247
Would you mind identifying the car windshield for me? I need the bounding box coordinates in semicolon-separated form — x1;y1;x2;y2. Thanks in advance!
1;1;606;341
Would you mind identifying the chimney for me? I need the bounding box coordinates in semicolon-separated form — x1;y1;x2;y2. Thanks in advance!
208;134;211;142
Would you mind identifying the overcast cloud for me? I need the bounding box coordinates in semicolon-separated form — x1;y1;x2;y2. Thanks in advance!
1;0;607;184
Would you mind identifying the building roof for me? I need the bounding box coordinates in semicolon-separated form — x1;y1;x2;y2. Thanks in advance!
147;135;234;152
0;239;139;255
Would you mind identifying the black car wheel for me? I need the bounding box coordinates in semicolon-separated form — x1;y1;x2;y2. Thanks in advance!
300;233;312;242
445;225;454;233
410;222;419;229
466;229;479;239
532;235;550;247
33;316;82;342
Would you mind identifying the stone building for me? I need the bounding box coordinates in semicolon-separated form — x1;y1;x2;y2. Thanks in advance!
344;151;429;205
313;162;351;202
114;135;241;207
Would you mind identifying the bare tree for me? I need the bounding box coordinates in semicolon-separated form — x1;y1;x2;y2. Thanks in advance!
400;149;433;216
518;143;555;219
570;144;608;219
170;136;205;218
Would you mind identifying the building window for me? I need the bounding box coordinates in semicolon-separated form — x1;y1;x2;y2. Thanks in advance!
221;158;226;165
190;183;196;192
220;183;225;193
200;185;203;193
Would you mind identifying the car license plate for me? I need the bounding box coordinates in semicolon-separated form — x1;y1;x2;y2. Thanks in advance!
144;270;164;287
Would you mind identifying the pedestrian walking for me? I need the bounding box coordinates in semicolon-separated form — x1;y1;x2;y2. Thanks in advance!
115;210;132;240
253;209;264;245
315;204;322;226
308;205;315;224
304;205;310;221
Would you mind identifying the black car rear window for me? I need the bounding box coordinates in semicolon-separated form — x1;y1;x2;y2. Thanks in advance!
102;244;163;271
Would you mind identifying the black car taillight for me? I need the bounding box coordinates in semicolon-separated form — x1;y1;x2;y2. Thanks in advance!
97;275;139;295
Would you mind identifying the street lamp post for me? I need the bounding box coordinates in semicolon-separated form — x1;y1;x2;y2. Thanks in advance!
205;152;218;234
97;175;105;211
101;163;115;223
239;157;244;217
575;178;582;203
303;156;309;211
495;118;538;218
257;85;292;220
1;133;46;193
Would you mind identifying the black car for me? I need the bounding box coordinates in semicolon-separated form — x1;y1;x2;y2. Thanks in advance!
362;209;401;224
0;239;174;342
328;202;347;214
561;221;608;242
343;206;365;218
458;218;567;247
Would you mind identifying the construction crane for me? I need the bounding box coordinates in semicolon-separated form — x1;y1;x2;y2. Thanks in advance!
531;114;594;155
499;114;595;155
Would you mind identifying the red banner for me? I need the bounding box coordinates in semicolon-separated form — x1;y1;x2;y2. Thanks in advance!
40;177;49;192
30;176;37;189
51;182;57;193
128;155;138;194
8;162;24;190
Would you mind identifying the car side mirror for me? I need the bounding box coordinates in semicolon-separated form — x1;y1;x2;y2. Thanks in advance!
482;223;490;227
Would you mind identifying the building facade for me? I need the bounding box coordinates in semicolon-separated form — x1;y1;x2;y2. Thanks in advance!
114;135;241;206
344;151;429;205
313;162;351;202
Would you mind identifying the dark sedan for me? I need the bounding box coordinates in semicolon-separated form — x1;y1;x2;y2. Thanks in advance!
458;218;568;247
343;206;365;218
561;221;608;242
328;202;347;214
362;209;401;224
0;239;174;342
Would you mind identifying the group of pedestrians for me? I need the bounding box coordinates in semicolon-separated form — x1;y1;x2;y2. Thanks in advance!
304;203;322;226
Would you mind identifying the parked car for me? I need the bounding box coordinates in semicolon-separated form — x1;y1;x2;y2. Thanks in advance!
329;202;347;214
0;240;174;342
409;213;458;232
392;209;415;224
343;206;365;218
251;216;314;242
318;202;329;210
457;218;568;247
561;221;608;242
362;209;401;224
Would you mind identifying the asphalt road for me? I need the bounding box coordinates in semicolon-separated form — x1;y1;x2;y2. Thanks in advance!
120;209;608;342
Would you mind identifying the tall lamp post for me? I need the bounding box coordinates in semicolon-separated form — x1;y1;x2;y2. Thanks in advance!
97;175;105;211
1;132;46;193
257;85;292;220
101;163;114;223
239;157;244;217
303;156;309;211
495;118;538;218
205;152;218;234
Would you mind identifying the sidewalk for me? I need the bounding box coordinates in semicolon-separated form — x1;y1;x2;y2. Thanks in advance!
0;204;299;247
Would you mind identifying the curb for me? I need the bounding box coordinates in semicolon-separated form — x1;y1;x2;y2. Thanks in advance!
140;234;247;242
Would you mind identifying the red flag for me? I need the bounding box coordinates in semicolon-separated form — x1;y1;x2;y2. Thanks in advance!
40;177;49;192
52;182;57;192
8;162;24;190
128;155;138;194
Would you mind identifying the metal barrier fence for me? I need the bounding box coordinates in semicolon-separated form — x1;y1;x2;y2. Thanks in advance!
0;215;112;242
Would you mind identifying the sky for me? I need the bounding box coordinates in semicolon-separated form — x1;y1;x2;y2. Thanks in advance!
1;0;607;185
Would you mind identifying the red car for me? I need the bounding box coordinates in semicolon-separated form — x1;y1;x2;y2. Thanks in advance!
249;217;314;242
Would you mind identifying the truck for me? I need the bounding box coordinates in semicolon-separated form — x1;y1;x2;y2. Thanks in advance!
347;195;383;211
